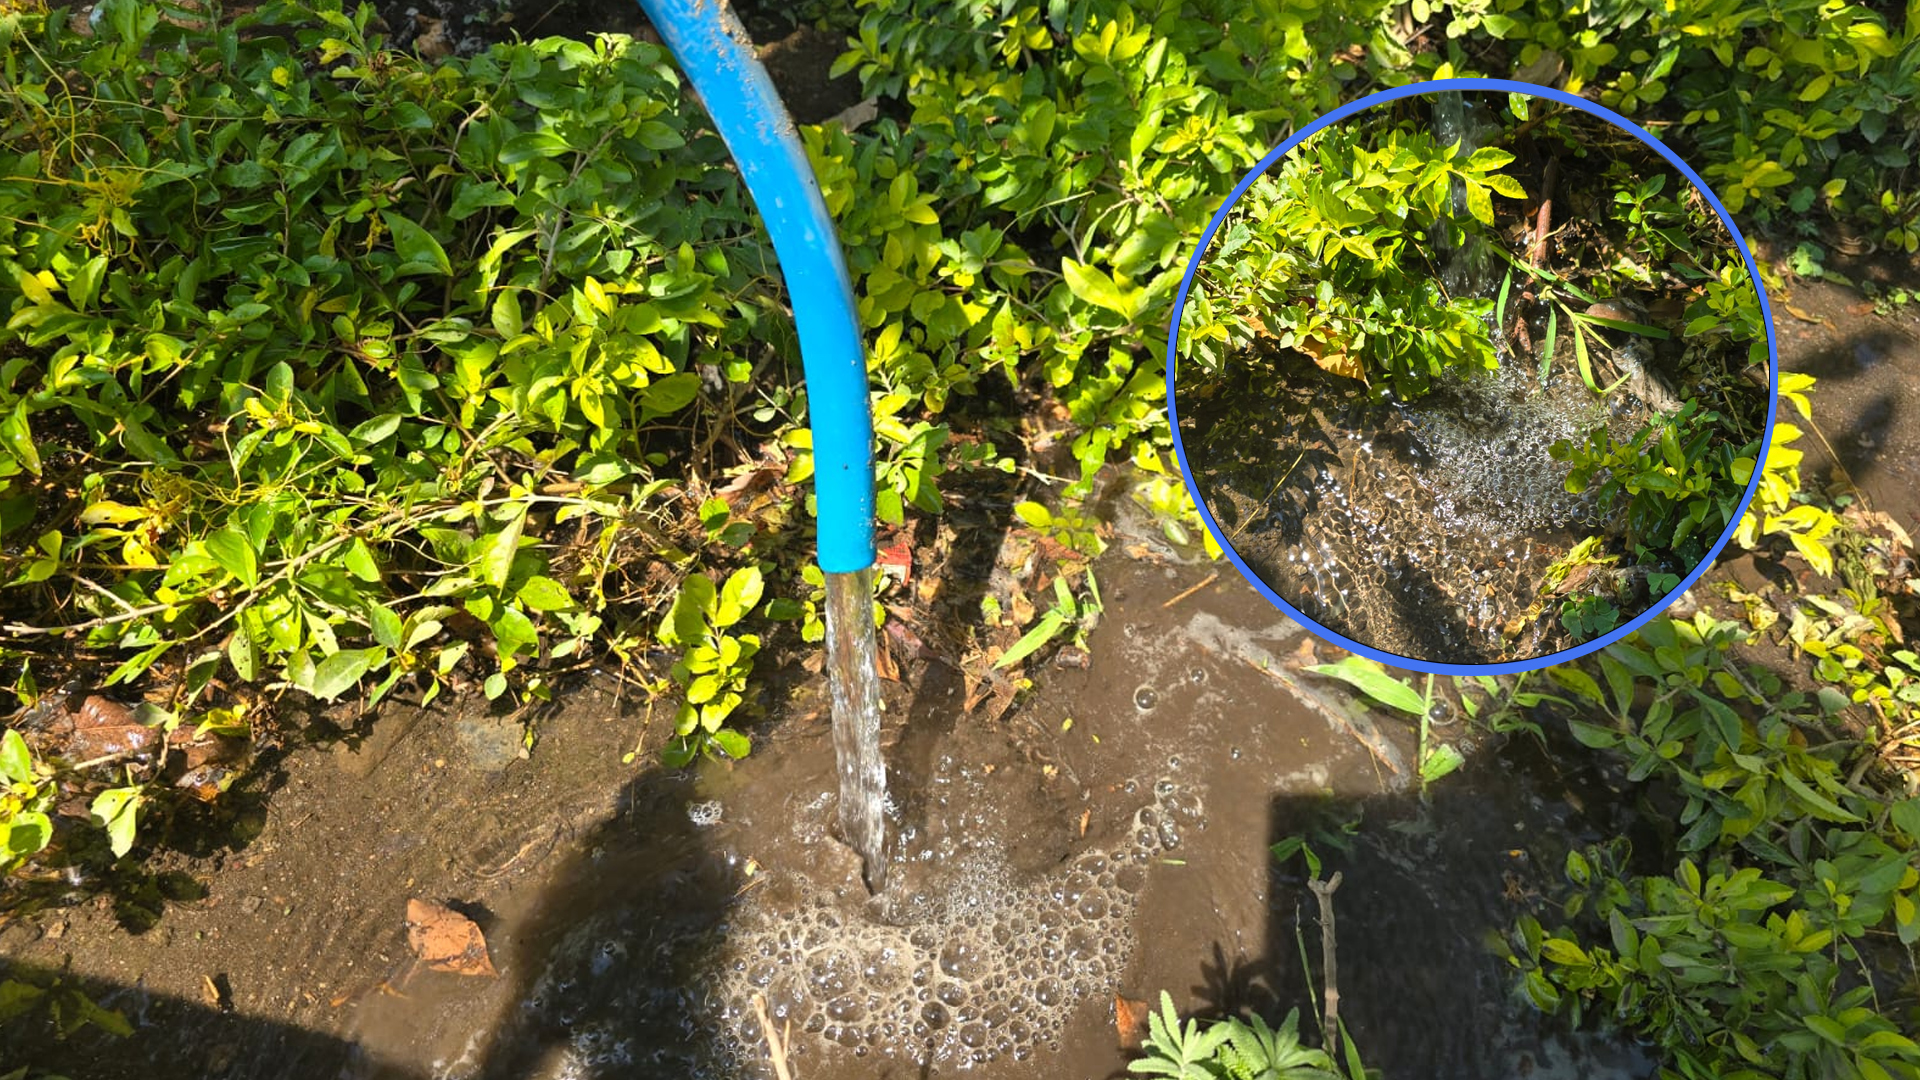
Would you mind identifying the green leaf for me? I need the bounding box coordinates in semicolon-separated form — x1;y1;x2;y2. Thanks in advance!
0;729;33;784
6;811;51;856
638;372;701;415
1804;1014;1849;1046
709;728;751;760
1464;180;1494;225
342;538;382;582
664;573;715;646
1578;313;1670;339
491;289;524;339
716;566;764;627
1061;258;1139;319
1421;742;1465;782
1539;938;1588;965
349;414;403;446
480;502;528;591
204;528;258;588
1566;719;1621;748
310;649;377;701
1306;655;1426;716
367;602;405;650
1014;500;1053;529
1573;316;1597;391
1779;769;1862;823
2;407;41;476
227;626;258;682
1890;798;1920;844
517;576;574;613
89;786;145;859
995;610;1068;669
499;130;571;164
1539;304;1558;385
383;212;453;277
492;606;539;662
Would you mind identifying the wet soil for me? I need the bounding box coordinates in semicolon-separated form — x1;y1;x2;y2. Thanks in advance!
1772;279;1920;529
2;540;1652;1080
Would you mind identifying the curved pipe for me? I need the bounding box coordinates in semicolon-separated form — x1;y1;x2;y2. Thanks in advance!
637;0;876;573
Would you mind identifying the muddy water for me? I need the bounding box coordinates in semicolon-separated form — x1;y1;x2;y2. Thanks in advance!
3;550;1650;1079
295;554;1648;1080
1183;346;1653;664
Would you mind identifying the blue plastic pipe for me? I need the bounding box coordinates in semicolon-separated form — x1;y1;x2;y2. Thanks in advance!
637;0;876;574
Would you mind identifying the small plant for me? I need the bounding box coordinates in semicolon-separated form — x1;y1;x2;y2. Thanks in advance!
0;972;132;1042
656;567;765;767
1306;654;1462;788
993;568;1102;670
1552;399;1746;568
1014;498;1108;560
1129;991;1345;1080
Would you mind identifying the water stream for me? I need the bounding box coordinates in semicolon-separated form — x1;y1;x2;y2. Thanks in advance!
1431;90;1498;299
823;567;889;892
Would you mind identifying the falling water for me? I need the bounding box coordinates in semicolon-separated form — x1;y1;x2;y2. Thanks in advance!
823;566;888;892
1430;90;1497;298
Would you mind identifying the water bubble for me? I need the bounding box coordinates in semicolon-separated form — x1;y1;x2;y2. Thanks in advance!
1133;685;1158;711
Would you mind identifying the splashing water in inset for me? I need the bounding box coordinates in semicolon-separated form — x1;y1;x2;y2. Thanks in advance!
824;567;888;892
1429;89;1500;298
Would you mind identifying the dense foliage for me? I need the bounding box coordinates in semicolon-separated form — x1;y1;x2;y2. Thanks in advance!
1178;116;1524;397
2;0;1918;1074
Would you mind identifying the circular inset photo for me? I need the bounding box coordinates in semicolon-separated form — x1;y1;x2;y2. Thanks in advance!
1169;82;1776;671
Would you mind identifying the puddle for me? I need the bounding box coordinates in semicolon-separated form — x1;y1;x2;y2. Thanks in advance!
444;556;1654;1080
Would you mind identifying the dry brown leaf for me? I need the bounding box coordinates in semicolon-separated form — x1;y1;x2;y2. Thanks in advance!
412;15;452;60
1114;994;1151;1050
69;696;157;761
404;899;497;977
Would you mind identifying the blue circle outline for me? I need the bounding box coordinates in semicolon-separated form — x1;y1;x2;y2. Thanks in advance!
1163;77;1781;676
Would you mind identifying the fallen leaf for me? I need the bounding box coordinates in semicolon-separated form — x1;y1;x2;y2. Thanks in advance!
404;899;496;977
201;974;232;1012
1114;994;1150;1050
1078;809;1090;837
412;15;452;60
68;696;157;761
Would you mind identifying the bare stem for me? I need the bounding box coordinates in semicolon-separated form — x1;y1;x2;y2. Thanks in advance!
1309;870;1344;1060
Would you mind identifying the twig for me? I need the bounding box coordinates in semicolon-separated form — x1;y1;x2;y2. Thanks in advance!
1309;871;1344;1060
1161;572;1220;610
751;993;796;1080
1229;448;1307;543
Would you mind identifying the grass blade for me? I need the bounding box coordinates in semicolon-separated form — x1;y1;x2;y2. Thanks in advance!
1578;313;1670;339
1573;317;1598;392
1539;305;1558;385
995;609;1068;669
1496;266;1512;328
